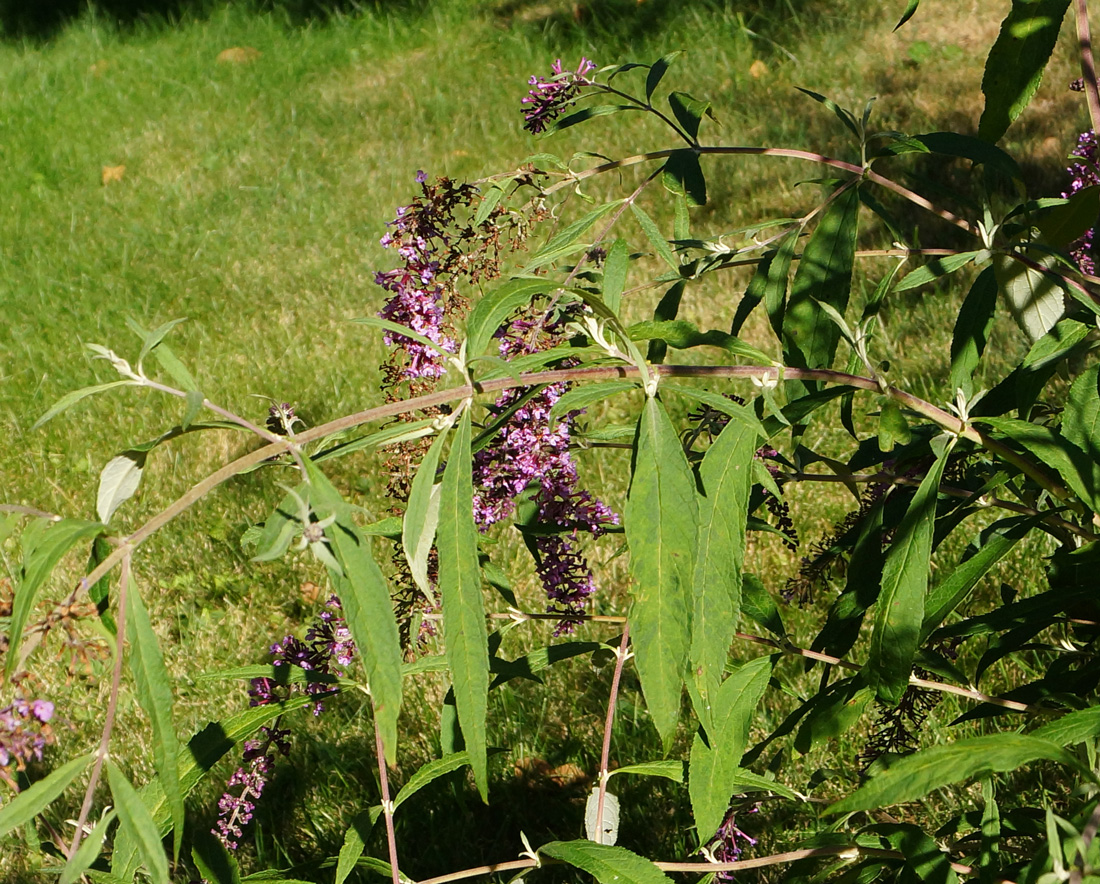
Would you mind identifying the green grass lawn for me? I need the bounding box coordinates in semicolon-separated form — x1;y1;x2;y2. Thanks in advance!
0;0;1090;880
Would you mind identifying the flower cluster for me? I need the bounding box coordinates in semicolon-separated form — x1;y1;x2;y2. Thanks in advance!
0;697;55;785
521;57;596;134
702;805;758;879
1064;127;1099;275
249;596;354;715
213;598;353;849
376;173;509;387
473;310;617;629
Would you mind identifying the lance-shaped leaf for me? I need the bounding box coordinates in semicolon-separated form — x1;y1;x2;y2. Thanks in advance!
625;398;698;750
630;203;679;271
662;149;707;207
950;267;999;397
436;408;490;799
828;734;1086;815
689;656;772;841
690;405;758;723
302;459;404;763
978;0;1071;143
606;760;685;783
60;809;117;884
127;581;183;859
32;379;136;430
0;751;93;838
866;437;952;704
540;840;672;884
403;424;451;601
782;186;859;379
108;760;169;884
465;277;548;360
602;238;630;315
522;201;625;272
7;518;105;680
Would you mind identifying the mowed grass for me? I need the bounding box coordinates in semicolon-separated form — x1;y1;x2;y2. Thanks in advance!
0;0;1091;879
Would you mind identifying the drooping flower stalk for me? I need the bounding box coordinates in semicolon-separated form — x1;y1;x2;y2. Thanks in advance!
213;597;353;849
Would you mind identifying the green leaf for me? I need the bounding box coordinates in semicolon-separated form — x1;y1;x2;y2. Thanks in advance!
548;381;638;422
1036;185;1100;248
96;451;147;524
827;734;1085;815
393;752;472;810
437;408;490;799
794;679;875;754
182;389;204;430
627;320;773;365
646;52;680;100
796;88;861;141
866;437;952;705
7;518;105;680
741;572;786;637
303;461;404;764
782;186;860;379
127;582;184;859
465;278;549;361
334;813;372;884
1032;706;1100;746
1063;363;1100;470
32;380;135;430
602;238;630;315
689;657;772;841
690;405;759;724
872;823;958;884
920;515;1036;642
545;104;644;135
911;132;1023;182
607;760;685;783
895;0;920;28
539;840;672;884
630;203;679;272
978;0;1071;143
993;251;1066;344
725;769;800;800
60;809;117;884
403;425;450;601
0;752;93;838
490;641;605;688
667;92;714;141
108;760;169;884
662;149;707;207
646;281;686;364
950;267;999;397
981;416;1100;513
133;317;188;369
522;201;625;272
191;831;243;884
895;250;988;292
625;398;698;750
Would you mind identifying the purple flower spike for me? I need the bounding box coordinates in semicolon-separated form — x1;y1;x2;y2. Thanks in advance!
0;696;56;773
1064;128;1100;275
521;57;597;134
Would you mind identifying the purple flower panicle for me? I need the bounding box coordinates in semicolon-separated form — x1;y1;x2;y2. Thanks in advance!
1065;128;1100;275
473;313;617;629
521;57;596;134
703;805;758;880
214;598;355;849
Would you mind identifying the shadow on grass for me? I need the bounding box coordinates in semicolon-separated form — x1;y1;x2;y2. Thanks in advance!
0;0;424;41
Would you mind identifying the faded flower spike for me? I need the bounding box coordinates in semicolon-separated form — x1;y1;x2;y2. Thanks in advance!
521;57;596;134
